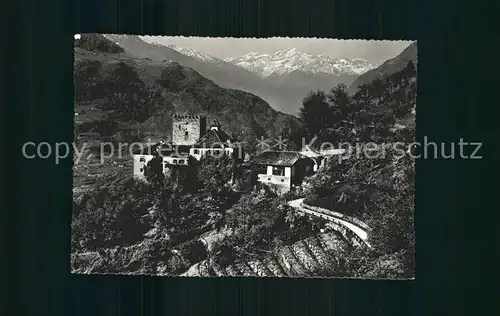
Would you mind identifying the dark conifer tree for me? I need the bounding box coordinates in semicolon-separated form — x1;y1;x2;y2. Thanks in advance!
299;90;331;140
144;150;164;186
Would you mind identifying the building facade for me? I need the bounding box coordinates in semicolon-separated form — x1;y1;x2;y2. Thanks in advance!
189;122;235;160
171;114;207;146
250;151;316;194
133;152;189;180
133;115;239;181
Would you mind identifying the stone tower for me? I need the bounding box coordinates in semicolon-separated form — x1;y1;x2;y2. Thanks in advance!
171;114;207;145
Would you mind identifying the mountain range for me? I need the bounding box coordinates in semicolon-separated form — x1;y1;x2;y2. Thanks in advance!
74;34;416;144
225;48;373;77
74;34;301;147
110;35;381;114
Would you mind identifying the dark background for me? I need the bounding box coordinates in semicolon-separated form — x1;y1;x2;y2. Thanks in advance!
2;0;499;315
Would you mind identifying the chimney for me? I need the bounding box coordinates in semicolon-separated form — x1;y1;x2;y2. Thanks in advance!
210;118;220;131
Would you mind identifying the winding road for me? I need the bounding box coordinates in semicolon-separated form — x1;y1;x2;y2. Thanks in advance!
288;198;372;249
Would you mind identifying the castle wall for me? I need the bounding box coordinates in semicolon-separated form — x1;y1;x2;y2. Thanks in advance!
172;115;207;146
133;154;189;181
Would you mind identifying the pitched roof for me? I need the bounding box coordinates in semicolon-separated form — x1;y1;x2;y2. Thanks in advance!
193;128;232;147
299;146;322;158
250;151;313;167
319;148;346;156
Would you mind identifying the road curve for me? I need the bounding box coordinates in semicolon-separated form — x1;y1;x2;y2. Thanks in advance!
287;198;371;248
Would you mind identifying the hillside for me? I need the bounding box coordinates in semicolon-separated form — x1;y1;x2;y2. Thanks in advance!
107;35;369;114
71;35;416;279
105;34;300;113
74;34;301;145
348;42;417;94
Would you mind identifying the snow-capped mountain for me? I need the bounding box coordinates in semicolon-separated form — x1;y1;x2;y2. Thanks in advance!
139;36;224;64
99;35;378;114
225;48;374;77
165;45;224;64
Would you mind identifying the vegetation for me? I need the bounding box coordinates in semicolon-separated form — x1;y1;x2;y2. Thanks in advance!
72;40;416;278
71;154;316;275
74;34;301;145
295;61;416;278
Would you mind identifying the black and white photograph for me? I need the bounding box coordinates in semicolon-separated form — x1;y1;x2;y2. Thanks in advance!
71;34;417;279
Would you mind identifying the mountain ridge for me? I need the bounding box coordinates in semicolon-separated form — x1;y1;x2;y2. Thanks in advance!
348;42;417;94
74;34;301;146
225;48;374;77
116;35;372;114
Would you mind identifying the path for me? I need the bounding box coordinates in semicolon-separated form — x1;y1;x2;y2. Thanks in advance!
288;198;371;248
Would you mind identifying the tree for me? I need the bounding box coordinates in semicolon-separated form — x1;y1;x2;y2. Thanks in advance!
299;90;331;139
144;151;164;186
328;83;350;120
367;78;385;103
401;61;416;83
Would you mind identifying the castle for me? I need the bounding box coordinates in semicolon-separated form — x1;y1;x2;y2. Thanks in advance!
171;114;207;146
132;114;345;193
133;114;236;180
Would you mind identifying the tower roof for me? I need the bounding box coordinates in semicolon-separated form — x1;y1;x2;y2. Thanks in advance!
193;128;232;147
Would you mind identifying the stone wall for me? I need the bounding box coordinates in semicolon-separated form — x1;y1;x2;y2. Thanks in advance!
300;204;372;250
180;231;351;277
302;203;370;230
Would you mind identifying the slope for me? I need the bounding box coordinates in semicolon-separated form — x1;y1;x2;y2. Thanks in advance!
74;34;301;146
104;35;361;114
348;42;417;95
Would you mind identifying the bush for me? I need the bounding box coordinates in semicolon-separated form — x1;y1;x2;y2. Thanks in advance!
71;176;158;250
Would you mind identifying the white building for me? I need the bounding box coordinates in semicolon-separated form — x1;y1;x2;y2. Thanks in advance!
133;149;189;180
250;151;316;195
132;115;239;181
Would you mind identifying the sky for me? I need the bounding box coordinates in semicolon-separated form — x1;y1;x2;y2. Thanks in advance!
141;36;413;66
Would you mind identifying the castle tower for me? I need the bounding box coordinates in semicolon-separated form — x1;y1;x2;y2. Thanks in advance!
171;114;207;145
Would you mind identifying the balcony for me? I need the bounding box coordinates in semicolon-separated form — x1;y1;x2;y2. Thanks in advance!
257;174;291;186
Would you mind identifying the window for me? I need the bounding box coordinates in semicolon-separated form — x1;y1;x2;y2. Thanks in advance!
140;168;143;172
179;160;184;164
184;131;188;141
173;159;177;164
139;157;145;163
194;149;199;154
272;166;285;176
